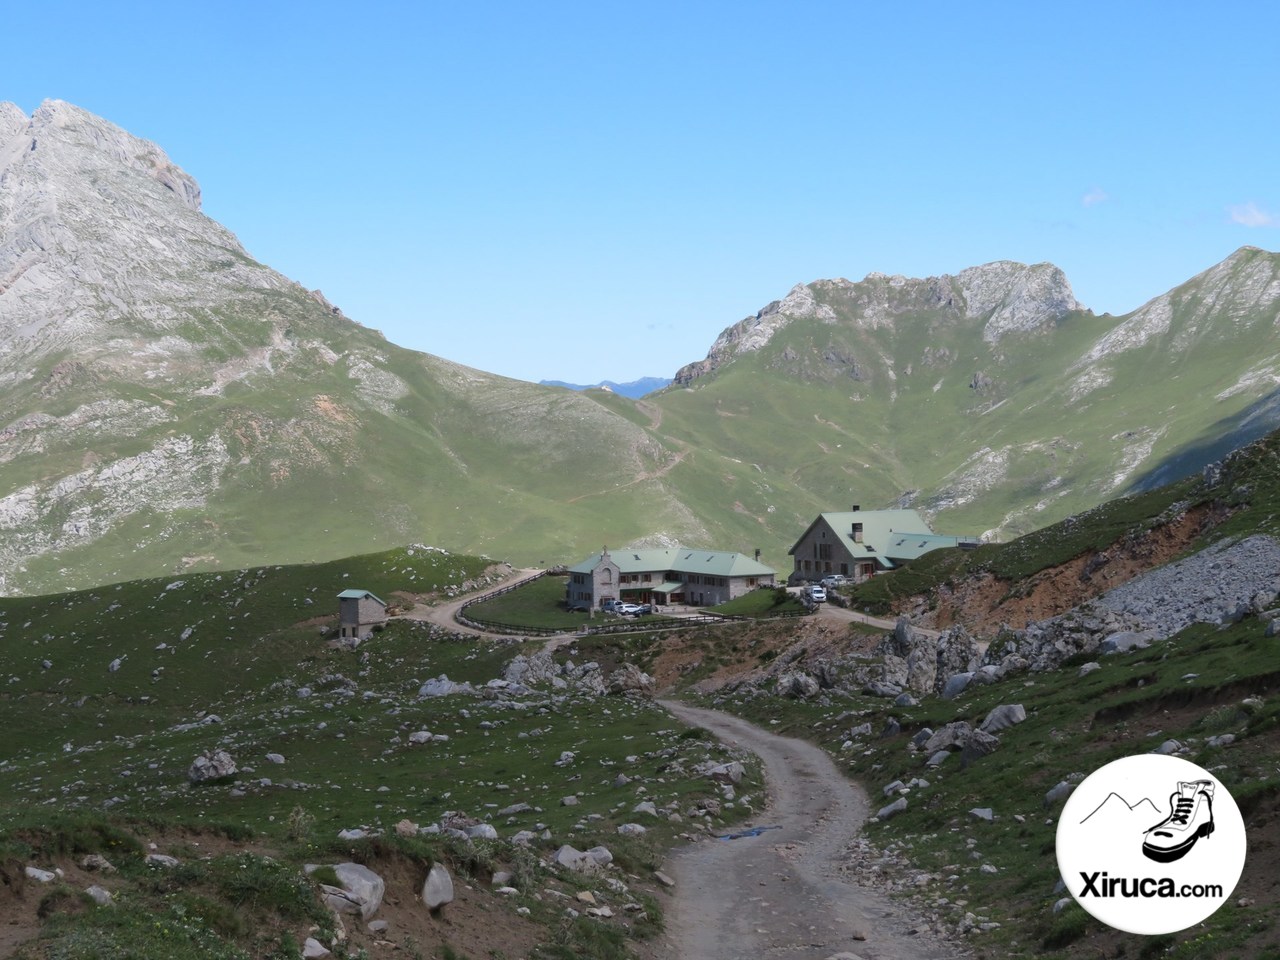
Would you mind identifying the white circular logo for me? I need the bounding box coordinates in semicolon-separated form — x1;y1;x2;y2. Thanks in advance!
1056;754;1246;935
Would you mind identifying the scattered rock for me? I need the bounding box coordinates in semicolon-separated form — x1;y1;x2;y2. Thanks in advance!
323;863;385;920
707;761;745;784
1044;781;1075;807
775;672;821;699
940;672;973;700
923;722;972;754
607;663;656;695
422;863;454;910
1100;631;1156;654
978;704;1026;733
960;729;1001;767
85;884;113;906
877;797;908;821
187;749;237;783
553;845;601;874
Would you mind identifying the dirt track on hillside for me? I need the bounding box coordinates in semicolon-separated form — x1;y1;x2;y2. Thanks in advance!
656;701;964;960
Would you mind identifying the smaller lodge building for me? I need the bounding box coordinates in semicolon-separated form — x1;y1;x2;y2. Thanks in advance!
567;547;776;609
789;507;976;584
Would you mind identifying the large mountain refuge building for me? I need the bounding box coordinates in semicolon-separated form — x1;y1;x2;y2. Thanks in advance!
567;547;776;609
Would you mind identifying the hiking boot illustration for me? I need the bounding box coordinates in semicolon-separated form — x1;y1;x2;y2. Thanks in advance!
1143;780;1215;863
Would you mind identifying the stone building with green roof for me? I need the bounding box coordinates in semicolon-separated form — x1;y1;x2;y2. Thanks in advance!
567;546;776;609
336;588;387;640
788;507;977;583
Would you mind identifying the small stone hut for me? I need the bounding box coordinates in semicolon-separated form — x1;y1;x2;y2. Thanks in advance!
337;589;387;640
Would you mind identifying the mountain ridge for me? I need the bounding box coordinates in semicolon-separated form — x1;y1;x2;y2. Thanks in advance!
3;99;1280;596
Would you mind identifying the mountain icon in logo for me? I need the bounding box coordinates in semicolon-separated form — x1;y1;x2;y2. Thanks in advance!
1080;792;1162;827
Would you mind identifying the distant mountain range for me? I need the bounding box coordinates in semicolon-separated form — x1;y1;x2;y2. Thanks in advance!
3;100;1280;595
539;377;671;398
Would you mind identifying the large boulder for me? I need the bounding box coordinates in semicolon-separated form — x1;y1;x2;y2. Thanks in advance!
940;672;974;700
979;704;1027;733
187;749;237;784
322;863;386;920
923;722;973;754
552;844;601;874
775;672;820;699
1099;631;1156;654
959;729;1002;768
421;863;454;910
607;663;655;695
706;761;745;784
503;652;560;686
418;675;475;698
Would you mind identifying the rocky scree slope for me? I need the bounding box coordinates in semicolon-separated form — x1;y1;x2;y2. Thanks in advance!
0;101;701;595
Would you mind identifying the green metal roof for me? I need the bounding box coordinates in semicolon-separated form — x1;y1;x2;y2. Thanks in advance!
788;510;966;563
337;589;386;605
568;547;775;578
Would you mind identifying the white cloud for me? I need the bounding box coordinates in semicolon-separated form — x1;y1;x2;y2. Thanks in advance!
1229;201;1277;227
1082;186;1108;207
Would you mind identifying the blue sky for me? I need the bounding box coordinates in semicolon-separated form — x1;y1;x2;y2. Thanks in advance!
4;1;1278;383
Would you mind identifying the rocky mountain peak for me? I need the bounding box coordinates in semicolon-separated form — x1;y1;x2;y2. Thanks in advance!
675;259;1085;384
15;99;202;212
0;102;26;148
956;260;1083;342
0;99;288;365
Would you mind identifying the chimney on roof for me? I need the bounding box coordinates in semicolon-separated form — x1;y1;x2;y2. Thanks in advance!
851;504;860;512
754;548;761;561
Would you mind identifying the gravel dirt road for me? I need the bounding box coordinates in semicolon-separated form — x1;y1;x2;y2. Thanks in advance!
657;701;964;960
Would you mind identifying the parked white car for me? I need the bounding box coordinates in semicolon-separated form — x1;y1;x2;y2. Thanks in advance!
805;584;827;603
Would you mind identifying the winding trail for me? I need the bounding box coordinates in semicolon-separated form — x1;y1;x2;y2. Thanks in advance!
657;701;964;960
392;567;544;636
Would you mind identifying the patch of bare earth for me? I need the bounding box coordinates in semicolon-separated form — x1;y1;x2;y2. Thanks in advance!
644;618;882;695
923;504;1226;633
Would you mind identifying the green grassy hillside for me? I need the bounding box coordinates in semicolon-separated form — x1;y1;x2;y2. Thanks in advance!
0;547;759;958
